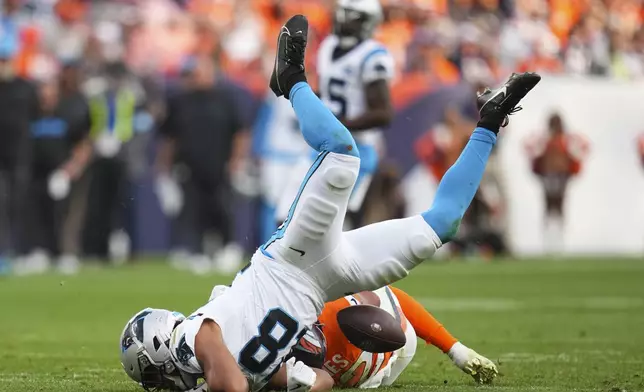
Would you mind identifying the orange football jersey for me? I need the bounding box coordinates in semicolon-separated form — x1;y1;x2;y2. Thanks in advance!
318;287;407;388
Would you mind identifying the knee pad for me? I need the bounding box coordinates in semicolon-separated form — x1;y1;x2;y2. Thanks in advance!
324;165;358;191
408;231;439;261
293;195;339;240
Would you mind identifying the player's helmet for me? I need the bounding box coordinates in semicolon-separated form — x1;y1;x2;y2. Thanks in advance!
285;323;327;369
334;0;384;48
120;308;198;391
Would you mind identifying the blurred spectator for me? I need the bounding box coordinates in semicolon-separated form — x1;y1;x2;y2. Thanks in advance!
450;23;497;84
499;0;556;71
252;93;310;244
40;0;90;62
156;54;247;274
526;113;589;254
517;33;563;74
82;62;141;262
406;28;460;86
20;63;91;275
564;13;612;75
0;0;640;265
415;106;471;183
608;30;644;79
361;162;406;225
0;41;38;273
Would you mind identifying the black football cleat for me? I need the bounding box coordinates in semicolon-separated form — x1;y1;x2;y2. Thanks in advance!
270;15;309;98
477;72;541;132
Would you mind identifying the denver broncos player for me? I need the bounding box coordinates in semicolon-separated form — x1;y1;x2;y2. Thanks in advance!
316;287;498;387
118;14;539;392
276;0;393;228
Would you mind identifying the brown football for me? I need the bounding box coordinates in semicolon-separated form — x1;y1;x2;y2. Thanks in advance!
336;304;406;353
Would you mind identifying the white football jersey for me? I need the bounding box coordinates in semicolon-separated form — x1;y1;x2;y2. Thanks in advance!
255;93;314;208
317;35;395;149
254;93;311;162
170;252;324;392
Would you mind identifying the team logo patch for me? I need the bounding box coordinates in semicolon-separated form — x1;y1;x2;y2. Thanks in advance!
176;336;195;366
121;335;134;353
297;329;324;354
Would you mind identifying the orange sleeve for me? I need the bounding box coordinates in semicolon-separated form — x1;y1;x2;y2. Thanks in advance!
389;286;457;353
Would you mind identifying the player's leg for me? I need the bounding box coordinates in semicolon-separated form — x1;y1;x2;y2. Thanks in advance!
381;323;417;387
262;15;360;269
335;73;541;294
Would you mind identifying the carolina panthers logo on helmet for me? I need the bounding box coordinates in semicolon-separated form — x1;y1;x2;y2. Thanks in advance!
121;335;134;353
176;335;195;366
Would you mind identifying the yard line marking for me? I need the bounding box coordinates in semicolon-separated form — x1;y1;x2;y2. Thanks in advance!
417;297;644;312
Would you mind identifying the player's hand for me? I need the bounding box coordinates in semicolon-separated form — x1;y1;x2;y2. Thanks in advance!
286;357;317;392
48;169;71;200
155;174;183;217
448;342;498;384
185;382;209;391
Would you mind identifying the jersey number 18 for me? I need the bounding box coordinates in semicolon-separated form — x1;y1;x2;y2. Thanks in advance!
239;308;299;373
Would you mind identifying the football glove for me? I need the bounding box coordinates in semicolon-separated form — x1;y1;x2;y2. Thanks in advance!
448;342;498;384
48;169;71;200
186;382;208;392
155;174;183;217
286;357;316;392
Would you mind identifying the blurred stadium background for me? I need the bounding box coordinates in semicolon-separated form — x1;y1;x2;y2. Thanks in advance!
0;0;643;272
0;0;644;391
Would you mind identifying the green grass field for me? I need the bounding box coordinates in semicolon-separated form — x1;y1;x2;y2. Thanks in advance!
1;259;644;392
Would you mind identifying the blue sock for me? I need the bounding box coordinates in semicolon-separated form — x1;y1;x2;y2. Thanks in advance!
289;82;359;157
422;127;497;242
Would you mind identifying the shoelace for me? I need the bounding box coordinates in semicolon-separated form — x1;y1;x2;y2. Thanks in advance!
502;106;523;127
285;36;306;70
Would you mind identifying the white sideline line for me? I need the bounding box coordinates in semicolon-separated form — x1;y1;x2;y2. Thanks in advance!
499;351;644;364
417;297;644;311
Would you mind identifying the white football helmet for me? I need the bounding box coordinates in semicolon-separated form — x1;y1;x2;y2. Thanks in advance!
334;0;384;48
120;308;198;391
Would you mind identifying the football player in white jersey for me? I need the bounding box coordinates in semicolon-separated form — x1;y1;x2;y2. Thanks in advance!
118;15;540;392
252;93;312;243
276;0;393;228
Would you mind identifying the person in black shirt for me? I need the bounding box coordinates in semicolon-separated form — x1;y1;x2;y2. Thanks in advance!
0;52;39;271
156;54;247;273
22;64;91;275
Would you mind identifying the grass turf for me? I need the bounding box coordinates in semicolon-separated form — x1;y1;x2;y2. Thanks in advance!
1;259;643;392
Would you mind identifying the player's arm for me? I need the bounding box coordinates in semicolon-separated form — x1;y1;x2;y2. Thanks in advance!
388;286;456;351
340;79;393;132
267;360;334;392
389;286;498;384
195;320;249;392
